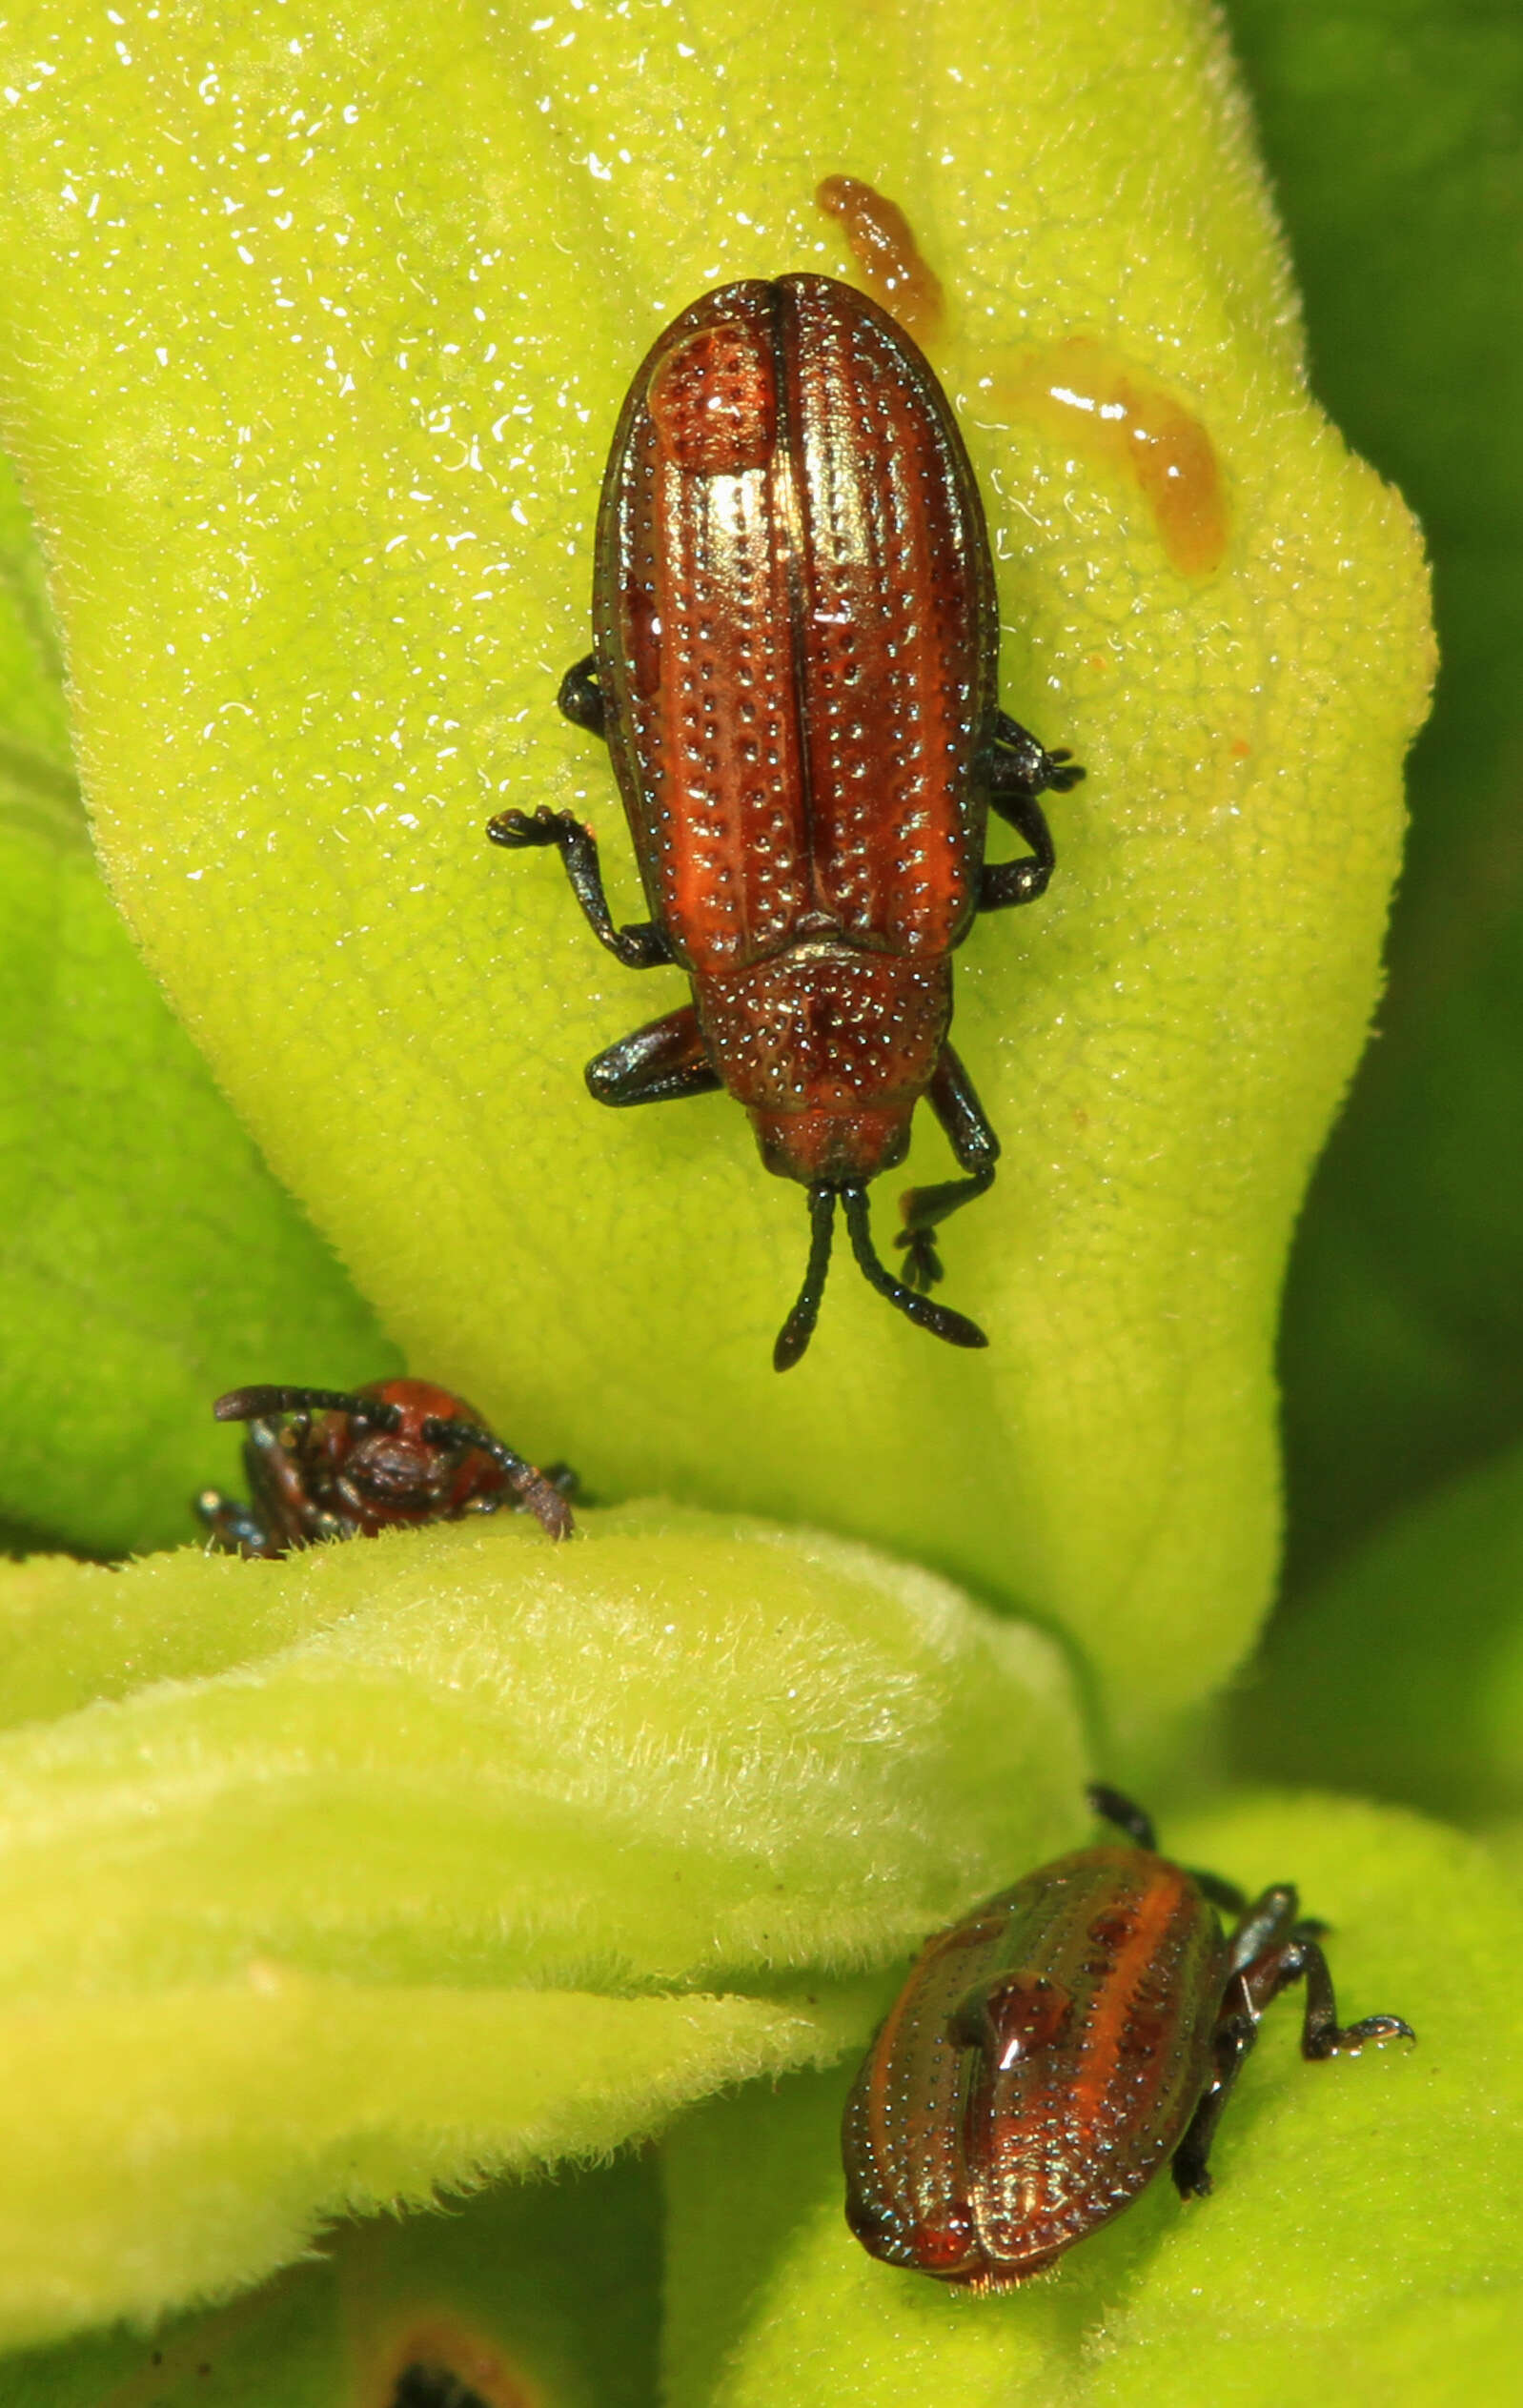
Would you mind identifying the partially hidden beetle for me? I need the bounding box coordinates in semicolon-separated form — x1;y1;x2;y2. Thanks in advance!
194;1378;575;1553
488;274;1083;1368
842;1784;1413;2287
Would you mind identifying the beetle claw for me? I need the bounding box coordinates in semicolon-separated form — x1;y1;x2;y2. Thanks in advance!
895;1227;944;1292
486;804;569;850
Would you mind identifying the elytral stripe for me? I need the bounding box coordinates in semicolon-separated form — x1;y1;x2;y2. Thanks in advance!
1066;1863;1202;2135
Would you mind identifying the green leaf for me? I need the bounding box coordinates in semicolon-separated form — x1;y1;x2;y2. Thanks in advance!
0;0;1430;1731
1235;1438;1523;1822
1218;0;1523;1577
0;1506;1085;2348
1;2157;661;2408
0;450;397;1557
0;0;1474;2394
662;1797;1523;2405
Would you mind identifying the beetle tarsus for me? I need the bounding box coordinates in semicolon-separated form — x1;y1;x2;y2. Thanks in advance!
1320;2013;1417;2053
1040;751;1086;795
486;802;573;852
896;1153;997;1286
843;1186;988;1349
193;1487;276;1557
1290;1933;1415;2058
775;1187;837;1370
991;711;1086;799
558;651;606;738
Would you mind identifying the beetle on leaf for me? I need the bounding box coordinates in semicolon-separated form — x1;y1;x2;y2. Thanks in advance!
195;1378;575;1554
491;275;1082;1367
843;1784;1415;2287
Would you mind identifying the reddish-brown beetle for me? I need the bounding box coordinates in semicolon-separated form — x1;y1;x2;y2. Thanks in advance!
193;1378;575;1554
843;1784;1413;2286
488;273;1083;1367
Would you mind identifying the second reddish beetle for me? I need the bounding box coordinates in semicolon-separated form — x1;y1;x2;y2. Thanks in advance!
842;1784;1413;2286
489;273;1082;1368
194;1378;575;1553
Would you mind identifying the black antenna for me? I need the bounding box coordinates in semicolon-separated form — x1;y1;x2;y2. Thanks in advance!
213;1386;401;1429
774;1187;837;1371
420;1417;575;1541
840;1187;988;1349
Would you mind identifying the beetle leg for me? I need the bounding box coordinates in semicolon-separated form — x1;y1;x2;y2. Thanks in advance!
1232;1903;1414;2053
1188;1869;1251;1915
1168;1882;1303;2196
1170;2001;1258;2198
231;1413;343;1552
1086;1784;1159;1852
1289;1931;1416;2060
584;1004;722;1108
487;806;675;969
1173;1892;1415;2198
558;651;606;738
979;793;1055;911
980;713;1082;910
1225;1883;1302;1977
895;1045;1000;1291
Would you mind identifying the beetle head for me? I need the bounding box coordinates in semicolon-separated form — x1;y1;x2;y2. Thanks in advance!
750;1104;913;1190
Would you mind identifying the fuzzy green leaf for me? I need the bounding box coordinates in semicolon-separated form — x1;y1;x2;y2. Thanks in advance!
0;1507;1084;2348
1;2158;661;2408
